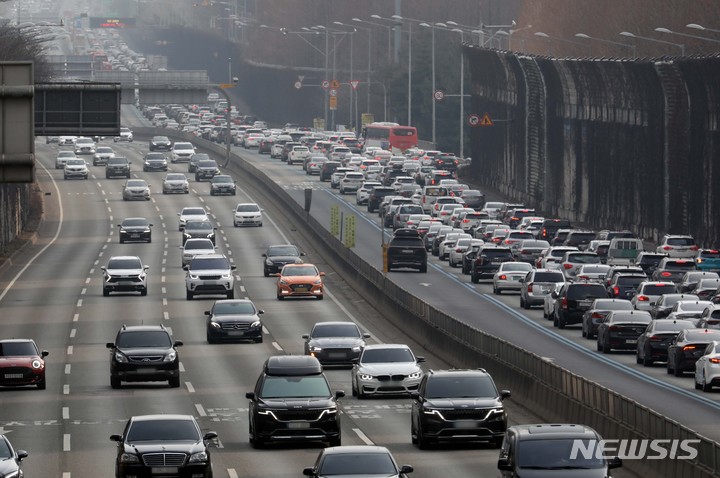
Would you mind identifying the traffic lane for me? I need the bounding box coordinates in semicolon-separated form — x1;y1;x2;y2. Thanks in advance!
232;147;720;439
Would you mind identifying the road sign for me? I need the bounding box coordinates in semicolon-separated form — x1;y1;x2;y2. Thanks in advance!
298;75;305;82
294;81;302;89
218;83;235;89
329;95;338;110
329;89;338;97
480;113;494;126
330;79;340;89
321;80;330;90
350;80;360;90
467;113;481;127
433;90;445;101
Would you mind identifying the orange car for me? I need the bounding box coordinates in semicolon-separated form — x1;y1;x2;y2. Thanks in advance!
275;263;325;300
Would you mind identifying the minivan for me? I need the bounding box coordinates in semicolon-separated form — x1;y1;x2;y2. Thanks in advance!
607;237;645;266
421;186;449;213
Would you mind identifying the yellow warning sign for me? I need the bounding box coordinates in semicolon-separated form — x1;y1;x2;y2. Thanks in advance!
329;95;338;110
480;113;493;126
330;79;340;89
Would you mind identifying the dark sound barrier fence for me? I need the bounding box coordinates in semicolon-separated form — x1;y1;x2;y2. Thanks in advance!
465;47;720;246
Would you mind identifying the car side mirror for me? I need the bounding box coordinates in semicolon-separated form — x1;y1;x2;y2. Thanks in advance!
319;272;326;277
100;266;106;271
362;333;371;339
335;390;345;399
106;342;115;349
231;265;237;270
497;458;512;471
41;350;49;357
262;253;267;257
149;224;154;227
399;465;414;474
245;392;256;400
351;358;359;364
110;434;122;442
174;341;183;347
302;334;310;339
204;311;211;316
303;468;315;476
500;390;511;400
258;310;264;315
182;265;189;271
16;450;28;460
144;266;150;270
409;391;420;400
608;456;623;469
203;431;218;441
300;252;307;256
416;356;425;363
270;273;280;277
116;224;121;227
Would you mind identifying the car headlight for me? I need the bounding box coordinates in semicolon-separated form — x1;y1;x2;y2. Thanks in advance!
318;407;338;418
250;320;261;328
164;351;177;362
114;352;128;363
359;374;374;381
279;280;289;286
120;452;140;463
407;371;422;379
314;279;323;285
31;359;43;369
352;345;362;352
265;259;273;265
189;273;199;280
188;451;208;463
209;321;221;329
221;272;232;279
138;273;146;280
309;345;322;352
488;407;505;417
423;408;443;416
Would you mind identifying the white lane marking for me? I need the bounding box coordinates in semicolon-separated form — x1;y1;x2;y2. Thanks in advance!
63;434;71;451
76;299;83;307
65;364;71;374
161;287;166;294
228;470;238;478
67;345;73;355
162;298;168;306
186;382;195;393
89;268;95;274
102;244;107;250
0;162;63;304
179;362;185;372
69;329;76;338
73;314;79;322
161;266;166;273
272;342;282;351
63;407;69;419
80;288;86;295
163;311;170;321
63;384;70;395
195;404;207;417
84;278;90;284
262;326;269;335
239;285;245;292
161;276;166;283
106;237;111;243
63;472;71;478
353;428;374;445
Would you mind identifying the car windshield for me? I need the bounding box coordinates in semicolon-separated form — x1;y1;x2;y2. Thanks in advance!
66;159;85;166
185;239;214;250
361;347;414;363
116;331;172;348
501;263;533;272
0;438;11;459
213;176;233;183
282;266;318;276
643;284;677;295
198;161;217;168
126;180;146;187
236;204;260;212
668;237;695;246
190;257;229;270
97;147;113;153
533;272;565;282
579;265;610;273
594;300;633;310
567;285;607;299
567;254;600;264
698;279;720;288
665;261;696;270
0;341;37;356
319;453;397;475
58;152;76;157
678;302;711;312
213;302;256;315
153;136;169;141
126;420;199;442
122;219;148;227
268;246;299;257
654;321;694;332
175;144;194;151
312;323;360;338
260;375;331;398
167;174;186;181
617;276;645;286
182;208;206;216
611;313;652;323
185;221;212;231
425;376;497;399
107;259;141;269
517;438;605;469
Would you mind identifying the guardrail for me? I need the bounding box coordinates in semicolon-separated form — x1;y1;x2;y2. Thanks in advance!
134;126;719;478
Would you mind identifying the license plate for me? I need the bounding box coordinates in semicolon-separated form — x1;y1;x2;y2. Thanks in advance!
626;339;638;344
327;352;346;359
402;249;414;253
130;234;140;238
287;422;310;429
541;286;551;293
512;276;522;281
202;281;216;285
138;367;156;373
578;300;592;307
453;421;477;429
152;467;178;474
4;373;23;379
228;331;245;336
295;287;308;292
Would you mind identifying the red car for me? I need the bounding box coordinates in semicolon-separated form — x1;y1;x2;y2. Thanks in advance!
0;339;48;389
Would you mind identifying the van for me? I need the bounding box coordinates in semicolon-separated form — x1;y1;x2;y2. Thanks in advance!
607;237;644;266
421;185;448;213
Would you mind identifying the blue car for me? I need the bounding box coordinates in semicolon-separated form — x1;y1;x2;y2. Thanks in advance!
696;249;720;271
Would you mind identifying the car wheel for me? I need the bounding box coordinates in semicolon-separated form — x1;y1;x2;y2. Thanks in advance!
674;366;684;377
169;376;181;388
419;264;427;273
227;290;235;299
601;341;610;354
103;288;110;297
596;340;602;352
667;362;675;375
493;285;499;295
140;287;147;297
702;374;713;392
328;436;341;447
351;379;358;397
206;331;217;344
553;315;559;327
254;336;263;344
317;294;324;300
263;268;270;277
642;350;653;366
250;428;265;449
490;437;503;449
119;237;124;244
110;376;121;389
581;326;586;338
37;377;46;390
557;315;566;329
449;257;455;267
636;354;643;365
277;294;284;300
416;425;431;450
186;290;194;300
147;237;152;243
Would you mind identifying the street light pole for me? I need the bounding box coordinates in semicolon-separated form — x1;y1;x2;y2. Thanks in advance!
619;31;684;56
655;27;720;47
575;33;636;58
451;28;465;159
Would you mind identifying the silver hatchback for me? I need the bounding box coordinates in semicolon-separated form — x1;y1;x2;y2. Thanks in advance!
520;269;566;309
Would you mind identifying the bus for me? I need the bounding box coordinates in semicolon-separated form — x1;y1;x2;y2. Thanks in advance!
361;122;418;154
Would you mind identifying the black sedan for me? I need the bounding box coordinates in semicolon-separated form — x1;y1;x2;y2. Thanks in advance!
667;328;720;376
596;310;652;353
262;244;305;277
636;319;695;366
182;219;216;245
117;217;153;244
303;446;413;478
303;321;370;365
206;299;264;343
0;434;28;478
148;135;172;151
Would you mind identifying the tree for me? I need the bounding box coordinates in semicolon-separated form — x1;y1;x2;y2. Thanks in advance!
0;24;53;81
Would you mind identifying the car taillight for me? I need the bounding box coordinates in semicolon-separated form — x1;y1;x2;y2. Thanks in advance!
663;245;671;250
592;312;604;319
527;282;533;293
691;245;699;251
608;325;620;331
649;335;664;342
499;274;507;280
455;247;463;252
661;271;671;277
710;358;720;364
683;345;697;351
563;263;573;269
612;286;619;296
637;295;649;301
561;297;568;309
463;219;470;223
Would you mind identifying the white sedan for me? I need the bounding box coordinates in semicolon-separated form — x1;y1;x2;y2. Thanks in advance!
492;262;533;294
695;340;720;392
233;203;263;227
448;238;481;268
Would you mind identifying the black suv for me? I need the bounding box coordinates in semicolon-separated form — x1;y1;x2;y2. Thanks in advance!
537;218;571;241
195;160;220;182
106;157;131;179
319;161;342;182
281;141;301;162
106;325;183;389
411;369;510;449
262;244;305;277
182;219;216;245
367;186;396;213
552;282;609;328
110;414;217;478
470;247;514;283
386;228;428;273
246;355;344;448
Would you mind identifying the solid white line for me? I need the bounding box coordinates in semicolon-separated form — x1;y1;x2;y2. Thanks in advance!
353;428;375;445
228;469;239;478
195;404;206;416
62;407;69;419
186;382;195;393
272;342;282;351
67;345;73;355
65;364;71;374
63;384;70;395
63;472;71;478
69;329;76;338
63;434;71;451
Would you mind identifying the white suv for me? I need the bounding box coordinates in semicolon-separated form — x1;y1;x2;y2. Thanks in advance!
114;127;133;142
184;254;236;300
171;142;196;163
656;234;698;258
